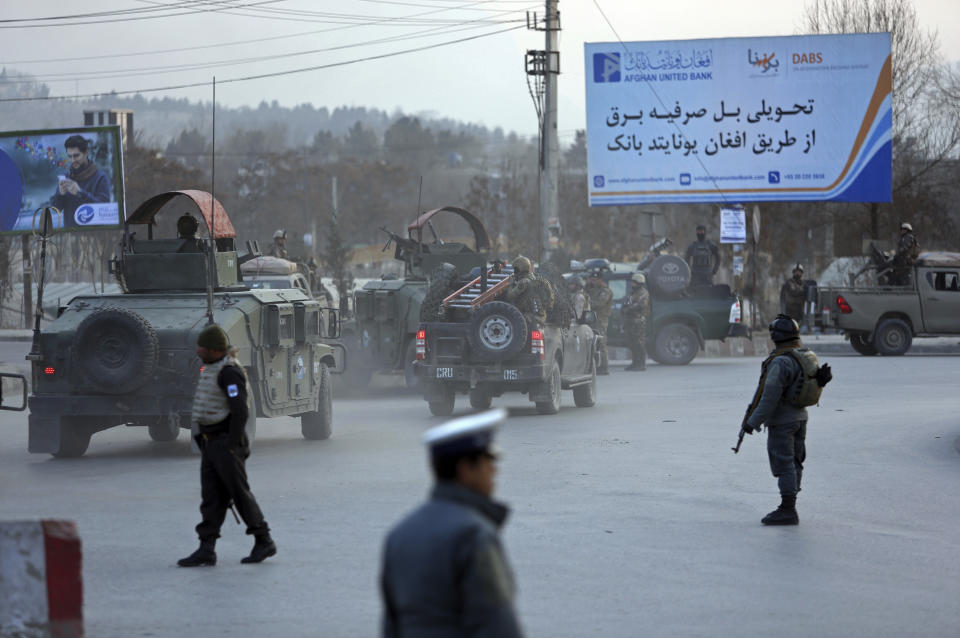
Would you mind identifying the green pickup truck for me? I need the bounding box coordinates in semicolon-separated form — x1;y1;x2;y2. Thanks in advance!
818;251;960;355
602;270;746;365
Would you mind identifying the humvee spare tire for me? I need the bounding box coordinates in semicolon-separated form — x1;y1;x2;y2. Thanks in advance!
72;306;159;394
420;263;460;321
467;301;527;361
646;255;691;297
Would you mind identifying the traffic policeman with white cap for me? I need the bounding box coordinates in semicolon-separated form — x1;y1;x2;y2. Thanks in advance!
380;409;524;638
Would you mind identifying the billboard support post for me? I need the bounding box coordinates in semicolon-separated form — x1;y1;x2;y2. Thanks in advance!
21;235;31;329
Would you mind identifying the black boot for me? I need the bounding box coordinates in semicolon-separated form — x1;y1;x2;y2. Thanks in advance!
177;540;216;567
762;495;799;526
241;534;277;564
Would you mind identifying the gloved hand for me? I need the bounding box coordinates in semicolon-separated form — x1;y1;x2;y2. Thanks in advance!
741;422;758;435
816;363;833;387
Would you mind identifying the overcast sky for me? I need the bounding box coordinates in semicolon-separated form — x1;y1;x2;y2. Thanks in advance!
2;0;958;143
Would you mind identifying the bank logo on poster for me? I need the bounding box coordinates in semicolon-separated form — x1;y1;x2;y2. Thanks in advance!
593;52;620;83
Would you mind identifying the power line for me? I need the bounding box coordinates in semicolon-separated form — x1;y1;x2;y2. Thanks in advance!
4;0;535;63
14;20;522;84
0;23;525;103
0;0;285;29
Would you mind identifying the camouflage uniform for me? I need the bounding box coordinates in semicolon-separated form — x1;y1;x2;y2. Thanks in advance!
504;271;548;327
892;227;919;285
779;273;806;324
622;282;650;371
585;277;613;373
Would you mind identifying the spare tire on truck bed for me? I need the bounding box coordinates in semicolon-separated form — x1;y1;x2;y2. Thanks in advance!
645;255;691;298
72;306;159;394
420;263;460;321
467;301;528;361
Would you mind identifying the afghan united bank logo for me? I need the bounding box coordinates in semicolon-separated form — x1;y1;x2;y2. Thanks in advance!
593;175;605;188
593;52;620;83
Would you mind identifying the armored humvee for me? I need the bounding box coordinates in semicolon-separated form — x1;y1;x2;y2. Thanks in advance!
27;190;342;458
347;206;490;387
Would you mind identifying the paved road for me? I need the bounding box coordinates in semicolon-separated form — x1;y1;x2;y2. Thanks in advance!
1;347;958;637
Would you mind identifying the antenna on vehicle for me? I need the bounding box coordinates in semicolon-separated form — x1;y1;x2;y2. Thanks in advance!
416;176;423;255
204;77;217;326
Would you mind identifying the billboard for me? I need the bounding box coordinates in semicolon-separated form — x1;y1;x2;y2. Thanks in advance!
0;126;125;234
584;33;892;205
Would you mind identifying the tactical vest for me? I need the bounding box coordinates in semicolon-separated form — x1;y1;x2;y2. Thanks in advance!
690;242;713;269
191;356;250;426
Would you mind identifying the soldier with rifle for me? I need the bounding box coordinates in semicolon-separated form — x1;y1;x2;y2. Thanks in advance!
584;259;614;375
891;222;920;285
734;315;832;526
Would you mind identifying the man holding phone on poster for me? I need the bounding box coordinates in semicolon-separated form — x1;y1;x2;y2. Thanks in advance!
49;135;111;223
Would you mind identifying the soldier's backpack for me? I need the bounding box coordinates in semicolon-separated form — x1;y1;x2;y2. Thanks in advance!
534;273;555;314
783;348;825;407
690;242;713;269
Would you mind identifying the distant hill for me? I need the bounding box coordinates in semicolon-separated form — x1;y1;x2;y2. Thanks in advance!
0;67;521;149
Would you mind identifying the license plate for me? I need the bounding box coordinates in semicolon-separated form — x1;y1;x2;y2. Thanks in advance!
503;369;519;380
436;367;454;379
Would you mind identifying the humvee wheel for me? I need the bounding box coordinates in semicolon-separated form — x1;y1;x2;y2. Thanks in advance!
52;417;95;458
148;416;180;442
301;364;333;440
535;361;562;415
469;388;492;410
428;392;455;417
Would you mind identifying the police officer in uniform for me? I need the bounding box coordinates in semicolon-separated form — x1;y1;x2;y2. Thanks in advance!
178;324;276;566
504;255;547;327
380;409;524;638
779;263;806;324
892;222;919;285
685;224;720;286
740;315;826;526
584;260;614;375
269;228;288;259
623;272;650;371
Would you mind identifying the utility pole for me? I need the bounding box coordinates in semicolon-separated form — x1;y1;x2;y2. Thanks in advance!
525;0;560;264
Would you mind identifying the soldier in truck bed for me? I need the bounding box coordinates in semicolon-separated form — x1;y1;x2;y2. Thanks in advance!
503;256;549;327
685;224;720;286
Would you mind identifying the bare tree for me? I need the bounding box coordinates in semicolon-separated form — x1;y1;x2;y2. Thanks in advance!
803;0;960;242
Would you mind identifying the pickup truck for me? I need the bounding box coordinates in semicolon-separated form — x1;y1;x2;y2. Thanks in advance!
818;251;960;355
603;271;746;365
415;265;599;416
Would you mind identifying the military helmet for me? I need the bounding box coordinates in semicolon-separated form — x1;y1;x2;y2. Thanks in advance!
793;263;804;273
273;228;287;239
631;272;646;285
583;258;611;278
769;314;800;343
696;224;707;232
900;222;913;232
568;275;585;289
513;255;532;274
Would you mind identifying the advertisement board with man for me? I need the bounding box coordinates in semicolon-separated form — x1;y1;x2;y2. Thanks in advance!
0;126;125;233
584;33;892;205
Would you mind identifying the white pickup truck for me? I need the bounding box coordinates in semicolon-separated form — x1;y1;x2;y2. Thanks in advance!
818;252;960;355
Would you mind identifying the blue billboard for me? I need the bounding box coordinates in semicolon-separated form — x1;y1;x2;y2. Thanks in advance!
584;33;892;205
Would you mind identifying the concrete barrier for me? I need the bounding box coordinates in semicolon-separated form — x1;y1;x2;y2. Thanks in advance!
0;520;83;638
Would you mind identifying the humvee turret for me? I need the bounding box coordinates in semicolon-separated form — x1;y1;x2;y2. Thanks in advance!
347;206;490;387
27;190;342;457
